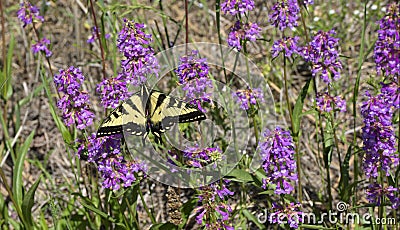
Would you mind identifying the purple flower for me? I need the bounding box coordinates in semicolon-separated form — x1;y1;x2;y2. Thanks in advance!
227;20;261;51
361;90;399;178
366;183;400;209
77;133;147;190
31;37;52;57
87;26;111;44
182;146;223;168
232;87;264;110
53;66;95;129
271;36;300;58
315;92;346;113
299;30;343;84
269;202;303;229
221;0;255;15
96;76;131;109
117;19;159;85
117;19;153;51
56;92;94;129
17;1;44;27
380;82;400;109
175;50;212;109
373;3;400;78
194;180;234;229
176;50;209;83
77;133;122;162
259;127;298;195
54;66;85;94
269;0;300;31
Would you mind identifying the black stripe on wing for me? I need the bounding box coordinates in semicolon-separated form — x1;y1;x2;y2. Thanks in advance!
159;98;206;132
177;103;206;123
97;125;123;137
97;93;147;138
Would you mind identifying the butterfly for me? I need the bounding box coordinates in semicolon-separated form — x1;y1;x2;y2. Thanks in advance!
96;85;206;144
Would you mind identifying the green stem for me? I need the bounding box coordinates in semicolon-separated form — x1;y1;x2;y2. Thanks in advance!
312;79;332;210
138;185;156;224
89;0;106;80
215;0;228;83
352;1;368;208
283;55;303;202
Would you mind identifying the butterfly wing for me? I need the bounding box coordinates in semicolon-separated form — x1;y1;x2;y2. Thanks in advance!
96;92;147;137
148;91;206;137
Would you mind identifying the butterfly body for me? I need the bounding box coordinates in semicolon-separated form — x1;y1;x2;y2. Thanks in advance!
97;85;206;143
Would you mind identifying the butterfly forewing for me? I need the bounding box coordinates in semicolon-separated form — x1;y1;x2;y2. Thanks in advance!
96;93;147;137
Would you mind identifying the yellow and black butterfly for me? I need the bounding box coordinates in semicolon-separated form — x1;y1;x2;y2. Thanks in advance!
96;85;206;144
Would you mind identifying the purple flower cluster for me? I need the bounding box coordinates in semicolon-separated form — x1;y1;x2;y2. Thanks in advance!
96;19;158;108
117;19;159;85
268;202;303;229
18;2;53;58
77;134;147;190
17;1;44;27
175;50;212;110
96;76;131;109
271;36;300;58
31;37;52;57
53;66;95;129
182;146;222;168
233;87;264;110
380;82;400;109
259;127;298;195
220;0;255;15
361;85;399;178
373;3;400;79
176;50;209;83
299;30;343;84
227;21;261;51
269;0;300;31
221;0;260;51
194;180;234;229
87;26;111;44
315;92;346;113
366;183;399;209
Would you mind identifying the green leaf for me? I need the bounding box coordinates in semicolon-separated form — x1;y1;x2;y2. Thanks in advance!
226;169;254;183
79;199;116;223
40;72;72;143
13;130;35;207
22;176;42;229
0;34;14;100
252;168;266;187
0;192;10;227
339;146;352;202
242;209;265;229
180;197;197;227
323;121;334;167
258;190;275;195
150;223;178;230
292;78;312;137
